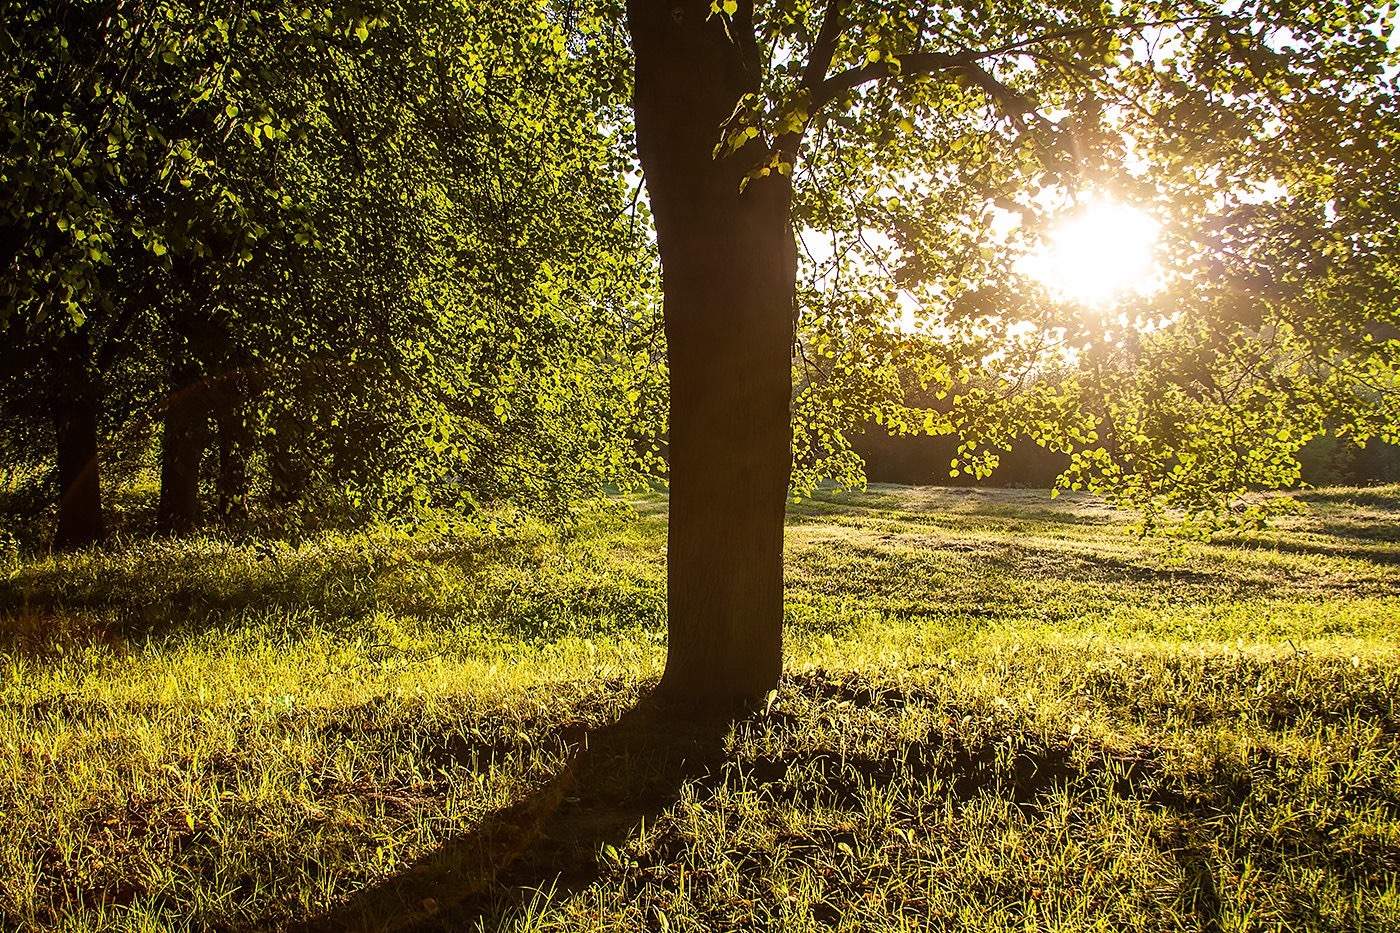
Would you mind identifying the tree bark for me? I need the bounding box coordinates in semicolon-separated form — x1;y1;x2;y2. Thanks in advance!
52;381;104;551
215;376;252;527
629;0;797;706
268;424;308;511
156;369;209;536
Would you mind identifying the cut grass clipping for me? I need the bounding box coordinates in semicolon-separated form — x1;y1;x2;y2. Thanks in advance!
1;485;1398;931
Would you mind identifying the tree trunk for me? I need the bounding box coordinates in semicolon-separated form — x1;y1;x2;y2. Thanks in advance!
268;425;308;511
52;382;104;551
215;377;252;527
629;0;797;706
156;370;209;536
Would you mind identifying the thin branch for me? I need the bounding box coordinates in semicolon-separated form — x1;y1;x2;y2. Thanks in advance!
799;0;845;91
809;49;980;110
773;0;847;163
809;13;1242;111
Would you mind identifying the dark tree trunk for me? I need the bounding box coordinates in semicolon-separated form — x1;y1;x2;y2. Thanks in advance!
156;369;209;536
52;382;104;551
268;426;307;511
215;377;252;527
629;0;797;706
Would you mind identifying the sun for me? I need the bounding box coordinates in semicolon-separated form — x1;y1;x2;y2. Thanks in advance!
1020;199;1162;306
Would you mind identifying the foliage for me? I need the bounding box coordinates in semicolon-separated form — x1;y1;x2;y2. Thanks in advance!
710;0;1400;528
0;0;664;535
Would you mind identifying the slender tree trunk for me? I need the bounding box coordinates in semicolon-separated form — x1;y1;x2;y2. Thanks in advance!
52;382;104;551
268;426;307;511
629;0;797;706
215;377;252;527
156;369;209;536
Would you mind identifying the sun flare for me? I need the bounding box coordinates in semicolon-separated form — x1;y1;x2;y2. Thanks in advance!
1021;200;1162;307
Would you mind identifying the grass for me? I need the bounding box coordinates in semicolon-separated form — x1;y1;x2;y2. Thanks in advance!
1;484;1398;931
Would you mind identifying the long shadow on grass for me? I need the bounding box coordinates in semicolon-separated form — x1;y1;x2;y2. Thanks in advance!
286;668;1384;933
287;674;1207;933
787;487;1114;528
290;697;735;933
1214;534;1400;567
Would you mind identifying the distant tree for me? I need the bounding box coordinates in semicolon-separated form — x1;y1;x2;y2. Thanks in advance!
212;0;663;528
1;0;663;545
624;0;1398;705
1;0;318;544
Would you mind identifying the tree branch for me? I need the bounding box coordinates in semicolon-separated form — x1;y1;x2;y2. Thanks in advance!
952;61;1049;130
799;0;844;92
813;51;1048;133
809;49;980;110
808;13;1242;111
771;0;846;165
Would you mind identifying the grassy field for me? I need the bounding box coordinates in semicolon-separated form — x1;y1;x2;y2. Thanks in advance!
1;484;1398;932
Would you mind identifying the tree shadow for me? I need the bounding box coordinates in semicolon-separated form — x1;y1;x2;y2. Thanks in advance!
786;486;1112;527
1216;534;1400;567
288;697;736;933
282;669;1400;933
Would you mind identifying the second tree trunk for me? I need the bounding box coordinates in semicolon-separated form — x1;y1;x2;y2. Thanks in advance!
157;372;209;536
53;390;104;551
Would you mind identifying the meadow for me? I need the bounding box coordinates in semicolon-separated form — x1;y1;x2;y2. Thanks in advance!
1;484;1397;932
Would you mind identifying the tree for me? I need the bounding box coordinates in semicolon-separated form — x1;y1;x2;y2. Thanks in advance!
624;0;1398;705
1;0;315;546
2;0;663;544
629;2;795;705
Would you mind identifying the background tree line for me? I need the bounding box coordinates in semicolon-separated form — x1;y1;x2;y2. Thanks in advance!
1;0;665;550
3;0;1397;568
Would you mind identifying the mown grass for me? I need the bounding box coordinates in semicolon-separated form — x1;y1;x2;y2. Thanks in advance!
1;485;1398;931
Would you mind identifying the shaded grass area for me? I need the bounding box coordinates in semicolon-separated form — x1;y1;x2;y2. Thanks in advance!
1;485;1398;930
